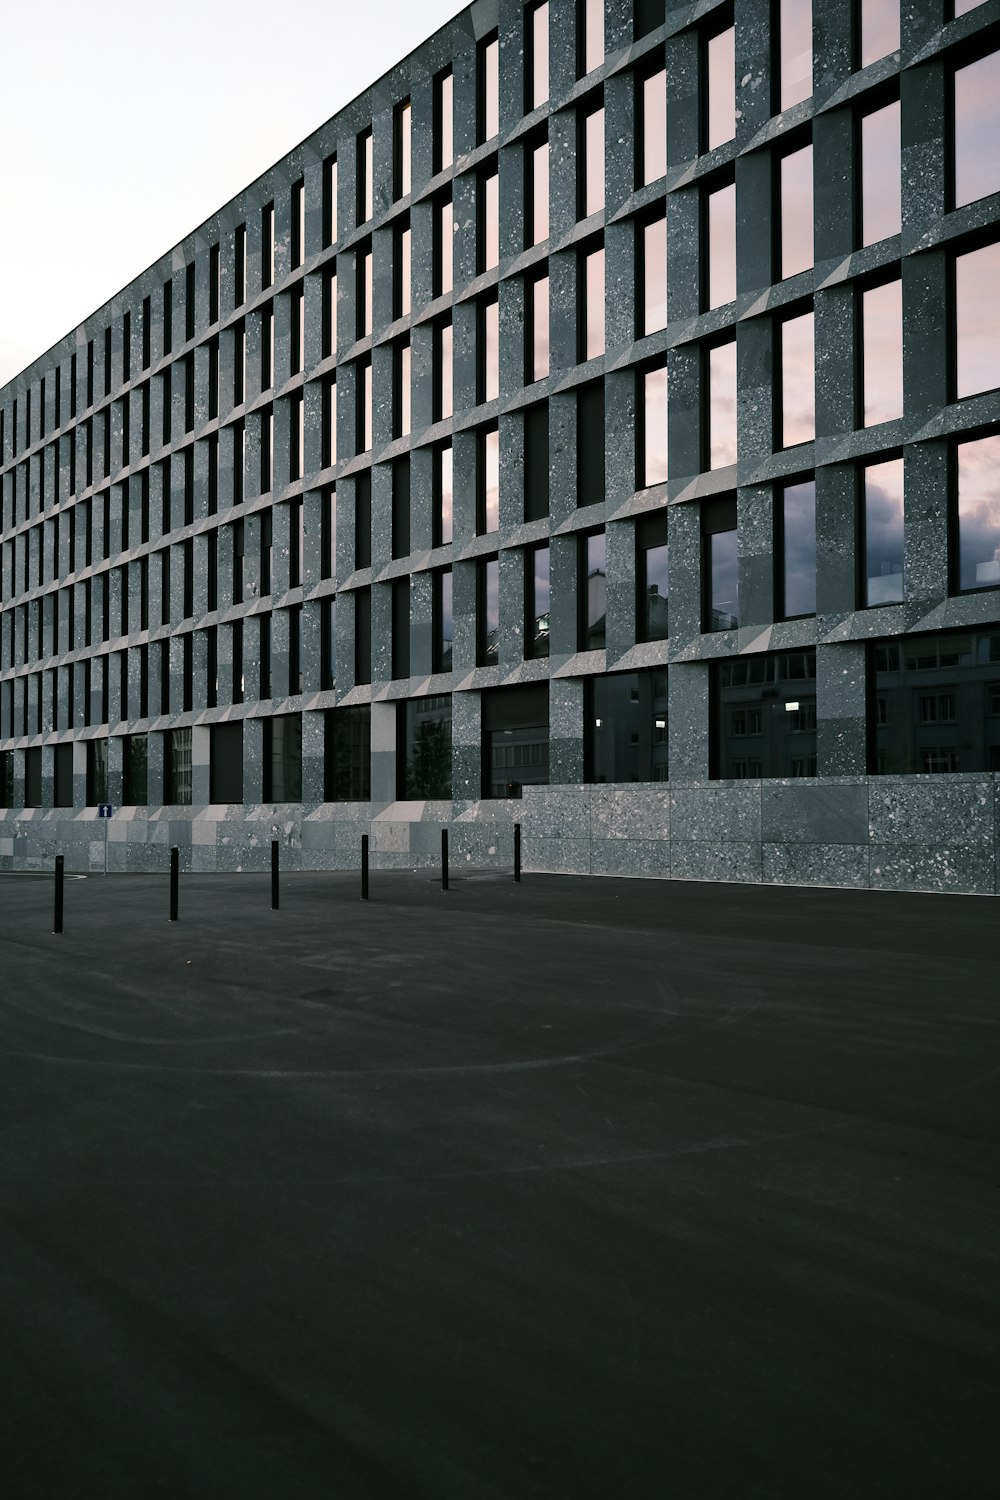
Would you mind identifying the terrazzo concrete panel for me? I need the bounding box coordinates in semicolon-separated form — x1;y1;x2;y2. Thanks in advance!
591;837;670;877
591;783;669;840
670;841;763;884
762;841;870;888
670;783;762;843
869;845;995;896
868;777;994;846
761;779;868;844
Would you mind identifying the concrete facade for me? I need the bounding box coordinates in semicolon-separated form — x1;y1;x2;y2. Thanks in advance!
2;0;999;890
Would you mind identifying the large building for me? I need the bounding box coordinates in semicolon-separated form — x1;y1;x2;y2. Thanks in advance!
1;0;999;891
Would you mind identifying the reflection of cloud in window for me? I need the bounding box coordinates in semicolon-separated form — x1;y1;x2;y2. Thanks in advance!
954;50;1000;208
959;436;1000;589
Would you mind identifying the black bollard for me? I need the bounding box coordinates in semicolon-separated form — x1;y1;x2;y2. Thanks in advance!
441;828;449;891
361;833;369;901
514;822;521;883
169;846;179;922
271;838;280;911
53;855;64;935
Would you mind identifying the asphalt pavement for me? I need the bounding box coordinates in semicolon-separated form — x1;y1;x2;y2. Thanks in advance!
0;868;997;1498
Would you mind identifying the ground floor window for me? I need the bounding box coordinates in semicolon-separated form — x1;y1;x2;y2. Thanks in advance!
585;670;668;783
398;695;452;798
870;630;1000;773
712;649;816;779
0;750;12;808
263;713;301;801
124;734;148;806
325;705;371;801
86;740;109;806
165;728;192;805
54;744;73;808
24;747;42;807
210;722;244;804
482;683;549;798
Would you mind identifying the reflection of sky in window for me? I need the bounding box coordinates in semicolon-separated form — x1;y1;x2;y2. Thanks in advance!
781;145;813;278
484;172;499;269
484;429;500;531
710;530;738;628
781;313;814;447
959;435;1000;590
783;481;816;617
860;0;899;68
439;445;453;545
956;242;1000;398
644;366;668;485
531;2;549;110
483;557;499;633
707;28;735;150
585;108;605;216
583;0;603;74
399;227;411;316
533;546;550;614
779;0;812;110
438;323;452;419
865;458;904;606
399;344;410;435
586;249;605;359
861;102;901;245
642;72;667;184
532;143;549;244
954;0;988;13
532;276;550;381
438;200;453;294
709;341;737;468
362;360;372;449
863;280;903;426
440;570;453;643
643;218;667;334
482;39;499;140
954;50;1000;207
484;299;499;401
708;181;736;308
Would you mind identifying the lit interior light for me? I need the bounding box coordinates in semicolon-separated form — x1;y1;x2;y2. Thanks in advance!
785;701;799;712
595;717;602;727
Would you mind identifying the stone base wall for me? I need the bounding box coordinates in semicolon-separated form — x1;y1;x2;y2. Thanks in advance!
2;775;998;895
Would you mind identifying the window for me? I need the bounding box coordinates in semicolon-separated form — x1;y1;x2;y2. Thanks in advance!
637;513;668;641
291;179;305;269
956;242;1000;398
395;340;411;437
478;34;499;143
703;497;738;630
779;312;815;448
577;103;605;219
859;0;899;69
323;156;338;246
640;364;668;486
706;178;736;308
641;214;667;334
435;70;454;173
358;129;373;223
779;480;816;617
394;100;411;200
527;136;550;246
707;339;737;468
713;649;817;778
123;734;148;806
433;569;453;670
953;50;1000;208
957;434;1000;592
357;243;373;339
354;586;371;685
482;682;549;797
394;222;411;319
355;470;372;569
528;272;550;383
860;101;901;246
320;597;337;689
435;321;453;422
705;23;736;151
261;203;274;290
870;630;1000;774
261;302;274;390
480;296;500;403
581;244;605;359
640;70;667;185
579;0;604;77
779;143;813;278
779;0;812;111
392;456;410;560
86;739;108;806
861;280;903;427
479;165;500;272
392;577;410;679
24;748;43;809
577;380;605;506
526;544;550;658
210;723;244;804
326;379;338;467
478;556;500;665
434;443;454;546
325;705;371;800
399;696;453;797
435;196;454;296
586;670;669;782
863;457;904;606
165;727;192;805
527;2;549;111
579;530;607;649
478;427;500;533
358;358;373;453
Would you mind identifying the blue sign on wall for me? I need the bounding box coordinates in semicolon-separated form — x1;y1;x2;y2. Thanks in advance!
98;804;114;819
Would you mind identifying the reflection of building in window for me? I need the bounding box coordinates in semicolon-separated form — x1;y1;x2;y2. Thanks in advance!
586;671;668;783
482;683;549;798
400;695;452;799
871;632;1000;773
713;650;816;778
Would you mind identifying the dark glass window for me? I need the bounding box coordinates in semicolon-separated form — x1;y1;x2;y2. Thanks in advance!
263;714;302;801
586;670;669;782
862;280;903;427
714;649;817;778
478;557;500;666
953;50;1000;209
394;99;411;200
395;340;411;437
860;100;901;246
0;752;12;810
355;470;372;569
957;435;1000;592
637;513;669;641
479;165;500;272
357;244;373;339
707;339;737;468
955;242;1000;399
579;530;607;649
357;128;373;224
394;222;411;320
210;722;244;804
860;0;899;68
392;457;411;560
86;739;108;806
482;682;549;797
577;380;605;505
779;480;816;618
524;402;550;521
325;705;371;800
779;0;812;111
24;747;42;808
706;178;736;309
435;70;454;172
165;728;192;805
433;568;453;671
526;543;550;658
320;597;337;690
354;586;372;685
123;734;148;806
703;497;738;631
871;630;1000;773
435;321;453;421
392;577;411;679
864;457;905;606
779;312;815;448
434;196;453;296
705;23;736;151
478;427;500;533
54;744;73;808
398;695;453;798
479;296;499;403
779;143;813;278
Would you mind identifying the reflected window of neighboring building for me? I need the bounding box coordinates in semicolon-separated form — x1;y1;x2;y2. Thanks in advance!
525;543;550;659
863;457;905;607
586;670;669;782
482;682;549;798
707;339;738;469
324;705;371;800
957;434;1000;592
640;363;668;487
706;178;736;309
398;695;453;798
779;143;813;279
779;0;812;111
870;630;1000;774
859;0;899;68
640;70;667;185
702;496;738;631
165;727;192;805
779;480;816;618
636;513;669;642
478;555;500;666
862;279;903;427
953;50;1000;208
123;734;148;806
579;530;607;649
860;101;901;246
779;311;815;448
641;214;667;335
713;649;817;778
955;242;1000;399
705;23;736;151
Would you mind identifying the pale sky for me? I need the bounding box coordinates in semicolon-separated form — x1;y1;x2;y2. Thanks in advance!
0;0;463;389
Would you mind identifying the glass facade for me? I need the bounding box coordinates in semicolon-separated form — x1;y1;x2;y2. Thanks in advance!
714;650;817;778
871;631;1000;773
587;671;669;783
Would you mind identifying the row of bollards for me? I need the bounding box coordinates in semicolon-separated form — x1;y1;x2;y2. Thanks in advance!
51;823;523;931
